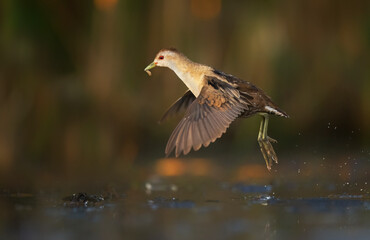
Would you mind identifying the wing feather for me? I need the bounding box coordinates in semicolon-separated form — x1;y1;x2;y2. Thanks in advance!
165;77;248;157
175;121;187;157
192;121;202;151
160;90;196;123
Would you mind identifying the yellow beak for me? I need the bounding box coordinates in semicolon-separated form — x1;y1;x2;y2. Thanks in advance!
144;62;156;72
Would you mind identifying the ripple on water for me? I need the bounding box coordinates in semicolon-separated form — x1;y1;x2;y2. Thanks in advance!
147;197;195;210
231;183;272;194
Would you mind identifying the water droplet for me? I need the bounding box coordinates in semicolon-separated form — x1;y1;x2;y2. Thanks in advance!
170;184;178;191
145;183;152;190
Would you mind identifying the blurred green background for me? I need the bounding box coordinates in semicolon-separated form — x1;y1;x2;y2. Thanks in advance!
0;0;369;183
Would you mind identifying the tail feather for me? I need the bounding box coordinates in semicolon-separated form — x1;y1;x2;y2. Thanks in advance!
264;106;289;118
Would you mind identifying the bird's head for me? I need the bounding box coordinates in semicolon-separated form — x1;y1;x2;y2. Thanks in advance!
144;48;181;74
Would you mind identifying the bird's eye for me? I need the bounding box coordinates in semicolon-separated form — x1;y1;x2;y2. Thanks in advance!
159;56;164;60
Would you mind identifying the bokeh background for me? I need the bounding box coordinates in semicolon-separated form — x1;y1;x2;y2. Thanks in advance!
0;0;369;186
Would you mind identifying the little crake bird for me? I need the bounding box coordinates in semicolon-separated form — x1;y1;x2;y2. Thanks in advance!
144;48;288;170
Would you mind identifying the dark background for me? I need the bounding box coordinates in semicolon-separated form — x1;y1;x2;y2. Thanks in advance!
0;0;369;185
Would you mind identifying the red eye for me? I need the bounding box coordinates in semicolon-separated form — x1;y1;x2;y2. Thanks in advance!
159;56;164;60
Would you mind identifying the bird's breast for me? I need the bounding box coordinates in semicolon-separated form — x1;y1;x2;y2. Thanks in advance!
173;69;203;97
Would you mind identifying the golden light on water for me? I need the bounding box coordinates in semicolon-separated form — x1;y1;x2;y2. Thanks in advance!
155;158;211;176
94;0;118;11
188;158;211;176
235;164;269;180
155;159;274;178
190;0;222;20
155;158;186;176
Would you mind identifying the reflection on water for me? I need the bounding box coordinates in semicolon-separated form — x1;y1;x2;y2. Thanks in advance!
0;158;369;240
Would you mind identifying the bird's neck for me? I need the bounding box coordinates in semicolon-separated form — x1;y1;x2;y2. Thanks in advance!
167;56;208;97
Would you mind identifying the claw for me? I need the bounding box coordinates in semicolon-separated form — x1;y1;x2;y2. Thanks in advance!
268;136;278;143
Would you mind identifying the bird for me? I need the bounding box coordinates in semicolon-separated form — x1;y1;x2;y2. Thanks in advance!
144;48;288;171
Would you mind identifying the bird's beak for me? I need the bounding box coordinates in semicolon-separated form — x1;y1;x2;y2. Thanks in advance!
144;62;156;72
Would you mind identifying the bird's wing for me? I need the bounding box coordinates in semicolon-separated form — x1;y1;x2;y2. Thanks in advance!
159;90;196;123
165;77;247;157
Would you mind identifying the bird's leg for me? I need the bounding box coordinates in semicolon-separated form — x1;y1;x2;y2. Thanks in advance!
257;114;278;171
258;116;270;170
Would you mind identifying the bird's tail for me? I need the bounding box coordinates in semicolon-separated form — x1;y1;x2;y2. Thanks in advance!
264;105;289;118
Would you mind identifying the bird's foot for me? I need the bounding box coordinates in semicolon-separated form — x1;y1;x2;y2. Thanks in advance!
267;136;278;143
258;136;278;171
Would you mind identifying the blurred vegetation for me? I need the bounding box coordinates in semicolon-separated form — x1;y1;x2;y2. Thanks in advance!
0;0;369;178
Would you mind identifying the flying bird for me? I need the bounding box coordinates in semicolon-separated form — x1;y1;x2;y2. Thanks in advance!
144;48;288;170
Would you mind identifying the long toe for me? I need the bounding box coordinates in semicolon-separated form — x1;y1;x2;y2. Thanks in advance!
263;140;278;163
266;142;278;163
267;136;278;143
265;140;278;164
259;141;271;171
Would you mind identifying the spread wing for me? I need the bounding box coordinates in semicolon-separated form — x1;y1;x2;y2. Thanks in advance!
165;77;247;157
159;90;196;123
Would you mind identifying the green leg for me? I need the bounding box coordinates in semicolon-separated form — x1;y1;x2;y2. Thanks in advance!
257;114;278;171
258;117;270;169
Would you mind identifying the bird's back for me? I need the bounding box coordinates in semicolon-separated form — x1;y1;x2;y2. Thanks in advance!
212;69;288;118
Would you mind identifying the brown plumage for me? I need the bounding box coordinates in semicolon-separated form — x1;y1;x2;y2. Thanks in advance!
144;48;288;170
